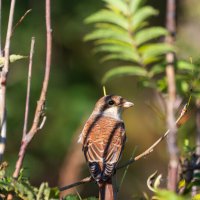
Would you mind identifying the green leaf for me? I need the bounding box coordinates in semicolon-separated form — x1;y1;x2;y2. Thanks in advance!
84;26;131;44
181;81;190;93
132;6;158;30
176;60;196;71
155;189;185;200
95;38;132;47
101;53;139;63
102;66;148;83
143;56;163;65
157;78;167;92
94;44;140;62
85;9;129;30
0;54;27;67
94;43;132;53
139;43;174;64
64;195;80;200
130;0;146;14
193;194;200;200
135;27;168;45
103;0;129;15
149;63;165;77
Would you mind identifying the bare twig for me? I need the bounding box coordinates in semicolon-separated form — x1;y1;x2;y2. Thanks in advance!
0;0;16;162
11;9;32;36
12;0;52;179
59;177;93;191
165;0;178;192
117;103;187;170
0;0;2;56
59;103;188;191
23;37;35;138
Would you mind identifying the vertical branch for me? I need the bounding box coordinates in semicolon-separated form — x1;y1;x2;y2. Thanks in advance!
0;0;2;56
12;0;52;179
195;100;200;164
192;99;200;196
23;37;35;138
0;0;16;161
165;0;178;192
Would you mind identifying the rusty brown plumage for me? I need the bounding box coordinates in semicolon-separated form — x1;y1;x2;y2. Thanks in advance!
79;95;133;200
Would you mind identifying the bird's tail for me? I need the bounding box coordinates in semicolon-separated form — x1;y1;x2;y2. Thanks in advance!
98;180;115;200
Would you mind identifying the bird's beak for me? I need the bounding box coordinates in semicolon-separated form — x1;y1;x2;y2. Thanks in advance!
122;100;134;108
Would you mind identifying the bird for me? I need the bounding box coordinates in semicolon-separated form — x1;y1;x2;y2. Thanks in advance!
78;95;133;200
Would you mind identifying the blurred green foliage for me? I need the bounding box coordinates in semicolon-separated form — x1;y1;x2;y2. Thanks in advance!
84;0;172;87
84;0;200;99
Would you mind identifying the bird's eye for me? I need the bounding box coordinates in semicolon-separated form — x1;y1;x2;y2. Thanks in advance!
108;100;115;105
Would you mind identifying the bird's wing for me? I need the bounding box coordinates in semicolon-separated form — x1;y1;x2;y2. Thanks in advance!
81;115;126;181
102;122;126;180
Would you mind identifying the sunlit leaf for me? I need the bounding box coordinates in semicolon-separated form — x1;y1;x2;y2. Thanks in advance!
135;27;168;45
143;56;163;65
94;44;140;63
84;27;132;44
155;189;185;200
139;43;174;63
85;9;129;30
0;54;27;67
178;179;186;190
102;66;148;83
130;0;146;14
132;6;158;30
193;194;200;200
101;53;140;63
103;0;129;15
176;60;196;72
95;38;132;47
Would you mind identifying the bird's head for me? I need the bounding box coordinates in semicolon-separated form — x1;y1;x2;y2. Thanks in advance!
93;95;134;120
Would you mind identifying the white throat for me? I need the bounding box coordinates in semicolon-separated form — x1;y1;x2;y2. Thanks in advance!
102;106;122;120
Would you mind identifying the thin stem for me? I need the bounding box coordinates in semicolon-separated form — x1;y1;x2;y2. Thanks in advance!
0;0;2;56
11;9;32;37
3;0;15;73
12;0;52;179
0;0;16;162
165;0;178;192
23;37;35;138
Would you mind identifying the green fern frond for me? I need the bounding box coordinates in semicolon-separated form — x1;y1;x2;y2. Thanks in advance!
130;0;146;14
102;65;148;83
131;6;158;31
85;9;129;30
135;27;168;46
101;53;140;63
84;0;174;85
103;0;129;15
84;28;131;44
139;43;174;63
